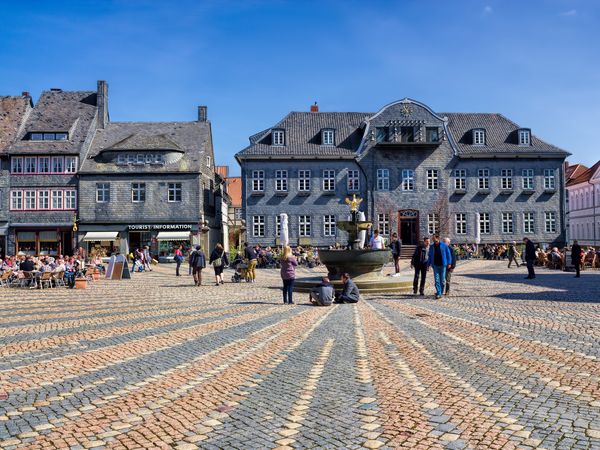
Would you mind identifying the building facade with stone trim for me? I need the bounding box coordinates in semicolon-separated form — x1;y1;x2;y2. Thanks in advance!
566;161;600;246
237;99;569;249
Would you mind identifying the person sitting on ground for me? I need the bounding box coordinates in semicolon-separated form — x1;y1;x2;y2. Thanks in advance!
309;277;334;306
334;273;360;304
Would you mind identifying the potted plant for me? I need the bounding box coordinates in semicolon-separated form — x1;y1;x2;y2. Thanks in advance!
75;277;87;289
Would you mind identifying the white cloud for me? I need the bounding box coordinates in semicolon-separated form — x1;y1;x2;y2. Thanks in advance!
561;9;577;16
483;5;493;15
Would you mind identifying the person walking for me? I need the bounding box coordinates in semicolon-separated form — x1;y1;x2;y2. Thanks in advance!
389;232;402;276
443;238;457;296
572;240;582;278
187;247;194;276
427;234;452;299
523;237;536;279
209;243;229;286
411;237;430;296
174;245;184;277
279;245;298;304
244;242;258;283
189;245;206;286
507;241;520;268
334;273;361;304
143;246;152;271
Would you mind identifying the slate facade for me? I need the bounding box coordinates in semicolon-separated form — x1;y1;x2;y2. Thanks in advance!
237;99;569;248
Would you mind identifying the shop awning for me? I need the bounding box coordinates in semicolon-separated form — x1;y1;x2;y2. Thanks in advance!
156;231;190;241
83;231;119;241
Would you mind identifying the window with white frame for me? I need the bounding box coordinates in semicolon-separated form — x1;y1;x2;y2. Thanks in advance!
426;169;439;190
322;129;335;146
427;213;439;235
272;129;285;146
51;190;63;209
65;156;77;173
65;190;77;210
455;213;467;234
24;157;37;174
523;212;534;234
298;170;311;192
24;190;36;210
518;129;531;146
323;169;335;191
275;215;281;236
501;212;514;233
479;212;490;234
96;183;110;203
473;129;486;145
51;157;63;173
275;170;288;192
545;212;557;233
478;169;490;190
251;170;264;192
401;169;414;191
299;215;311;236
377;169;390;191
324;215;336;237
454;169;466;190
10;191;22;210
206;155;211;168
377;213;390;236
522;169;534;190
347;170;359;191
117;154;126;164
132;183;146;202
37;190;49;209
38;157;50;173
501;169;513;190
544;169;556;190
252;215;265;237
11;157;23;174
168;183;182;202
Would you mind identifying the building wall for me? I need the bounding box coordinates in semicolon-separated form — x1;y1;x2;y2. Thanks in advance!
567;182;600;246
242;159;366;247
78;174;202;224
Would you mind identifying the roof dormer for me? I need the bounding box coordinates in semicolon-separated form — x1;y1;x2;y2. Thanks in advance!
321;128;335;146
272;129;285;146
518;128;531;146
472;128;486;146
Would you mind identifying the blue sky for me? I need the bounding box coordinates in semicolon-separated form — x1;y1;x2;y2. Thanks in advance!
1;0;598;174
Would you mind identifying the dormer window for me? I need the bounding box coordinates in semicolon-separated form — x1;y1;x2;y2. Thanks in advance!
322;129;335;146
518;129;531;146
28;132;68;141
473;129;486;145
272;129;285;146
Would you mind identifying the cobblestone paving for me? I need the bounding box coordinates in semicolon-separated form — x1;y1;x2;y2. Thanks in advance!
0;261;599;449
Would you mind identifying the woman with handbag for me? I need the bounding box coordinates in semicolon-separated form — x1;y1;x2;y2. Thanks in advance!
174;245;184;277
209;243;229;286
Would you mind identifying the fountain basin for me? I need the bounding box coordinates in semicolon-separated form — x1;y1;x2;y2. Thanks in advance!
319;248;391;282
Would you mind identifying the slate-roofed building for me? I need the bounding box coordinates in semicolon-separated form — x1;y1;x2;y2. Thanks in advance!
237;99;569;249
77;83;218;259
3;88;98;257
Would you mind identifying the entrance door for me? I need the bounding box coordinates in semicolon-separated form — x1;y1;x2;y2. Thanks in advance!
398;210;419;245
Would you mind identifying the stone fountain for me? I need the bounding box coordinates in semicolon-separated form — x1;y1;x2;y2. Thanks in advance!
294;194;412;294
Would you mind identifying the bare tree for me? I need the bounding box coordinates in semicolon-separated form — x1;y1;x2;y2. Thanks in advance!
427;190;450;236
374;192;398;236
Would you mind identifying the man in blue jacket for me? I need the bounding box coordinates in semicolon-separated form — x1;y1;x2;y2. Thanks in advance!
427;234;452;299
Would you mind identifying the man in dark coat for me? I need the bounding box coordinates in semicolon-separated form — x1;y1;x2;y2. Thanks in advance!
411;237;430;295
571;240;582;278
443;238;457;296
189;245;206;286
523;237;537;279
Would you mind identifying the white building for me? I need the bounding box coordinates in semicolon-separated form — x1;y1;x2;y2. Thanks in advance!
566;161;600;246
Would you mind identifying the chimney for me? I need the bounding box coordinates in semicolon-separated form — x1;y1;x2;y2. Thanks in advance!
198;105;207;122
21;91;30;98
310;102;319;113
97;80;109;129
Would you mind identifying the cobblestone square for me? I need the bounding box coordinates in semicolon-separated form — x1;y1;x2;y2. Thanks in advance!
0;260;599;449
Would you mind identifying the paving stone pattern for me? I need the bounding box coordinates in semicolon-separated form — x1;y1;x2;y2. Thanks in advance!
0;261;599;449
